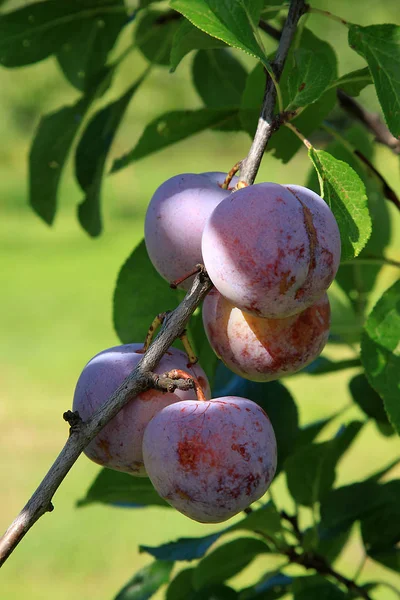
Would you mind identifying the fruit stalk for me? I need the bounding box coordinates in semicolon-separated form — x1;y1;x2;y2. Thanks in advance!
240;0;307;185
0;270;213;567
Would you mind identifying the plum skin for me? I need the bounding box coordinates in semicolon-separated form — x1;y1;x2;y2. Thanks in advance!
72;344;211;476
145;172;236;289
201;182;341;318
203;288;330;382
142;397;277;523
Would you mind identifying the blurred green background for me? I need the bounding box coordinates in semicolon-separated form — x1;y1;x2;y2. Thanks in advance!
1;1;399;598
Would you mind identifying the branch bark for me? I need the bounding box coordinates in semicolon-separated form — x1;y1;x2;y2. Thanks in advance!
0;272;213;567
240;0;307;185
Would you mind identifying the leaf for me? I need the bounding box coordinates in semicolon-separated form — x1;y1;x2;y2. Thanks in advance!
170;18;226;71
361;480;400;551
193;538;269;590
113;239;181;344
295;415;335;449
308;148;371;261
192;49;247;108
213;364;299;472
285;48;336;110
77;468;170;508
0;0;126;68
135;10;181;66
369;548;400;572
193;586;239;600
328;281;361;345
300;357;361;376
361;280;400;435
349;373;393;430
114;560;174;600
141;504;281;561
167;569;196;600
293;576;346;600
239;572;293;599
349;24;400;137
170;0;268;64
285;422;363;506
111;108;238;172
75;80;141;236
334;67;372;97
56;0;125;90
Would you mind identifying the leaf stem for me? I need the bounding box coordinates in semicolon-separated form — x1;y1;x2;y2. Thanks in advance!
285;121;312;148
306;5;349;26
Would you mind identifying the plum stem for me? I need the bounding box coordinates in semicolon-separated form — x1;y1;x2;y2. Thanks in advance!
240;0;307;185
178;329;198;365
0;270;213;567
170;264;204;289
220;161;243;190
142;312;169;352
162;369;207;402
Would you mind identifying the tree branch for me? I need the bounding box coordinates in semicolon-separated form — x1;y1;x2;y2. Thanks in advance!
0;271;213;567
240;0;307;185
337;89;400;155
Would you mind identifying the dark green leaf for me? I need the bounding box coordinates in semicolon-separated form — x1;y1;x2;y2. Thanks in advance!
349;373;392;429
141;532;223;561
170;17;226;71
114;560;174;600
334;67;372;97
315;527;352;564
77;468;170;508
361;280;400;435
361;480;400;551
285;422;363;506
213;364;299;472
295;415;335;449
0;0;126;68
193;586;239;600
75;80;141;236
308;148;371;261
349;24;400;137
113;239;181;344
192;49;247;108
111;108;238;172
369;547;400;572
170;0;268;64
301;357;361;376
167;568;196;600
367;457;400;483
56;0;125;90
231;503;282;538
239;572;293;599
285;48;336;110
328;282;361;345
136;10;181;66
293;576;346;600
193;538;269;590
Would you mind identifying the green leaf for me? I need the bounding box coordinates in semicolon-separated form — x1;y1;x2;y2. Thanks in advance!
193;538;269;590
75;79;141;236
285;48;336;110
77;468;170;508
0;0;126;68
349;24;400;137
56;0;125;90
213;364;299;472
167;569;196;600
328;281;361;345
369;548;400;572
349;373;393;430
239;572;292;599
135;10;181;66
111;108;238;172
334;67;372;97
114;560;174;600
192;49;247;109
285;422;363;506
361;480;400;551
293;576;346;600
295;415;335;449
170;0;268;64
29;68;112;226
170;17;226;71
361;280;400;435
308;148;371;261
231;502;282;538
113;239;181;344
193;586;238;600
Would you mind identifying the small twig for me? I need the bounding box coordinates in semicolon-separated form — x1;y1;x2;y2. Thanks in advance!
0;271;213;567
306;5;348;26
147;372;194;394
280;510;303;541
337;90;400;155
170;264;204;289
240;0;307;185
342;255;400;268
163;369;207;401
285;121;312;148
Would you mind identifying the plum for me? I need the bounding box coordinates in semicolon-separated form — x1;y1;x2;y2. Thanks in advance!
142;397;277;523
203;288;330;382
201;183;340;318
145;172;237;289
72;344;210;476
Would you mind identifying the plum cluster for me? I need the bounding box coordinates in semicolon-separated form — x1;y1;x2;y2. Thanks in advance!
73;171;340;523
146;172;340;381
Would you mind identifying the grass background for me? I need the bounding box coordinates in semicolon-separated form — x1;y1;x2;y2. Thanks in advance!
1;0;400;598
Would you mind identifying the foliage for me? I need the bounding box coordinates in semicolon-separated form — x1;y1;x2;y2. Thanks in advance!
1;0;399;598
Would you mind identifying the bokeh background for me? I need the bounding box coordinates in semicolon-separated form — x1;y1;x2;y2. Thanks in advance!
1;0;400;598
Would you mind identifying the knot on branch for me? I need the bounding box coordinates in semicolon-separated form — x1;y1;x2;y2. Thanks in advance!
63;410;83;434
147;371;194;394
